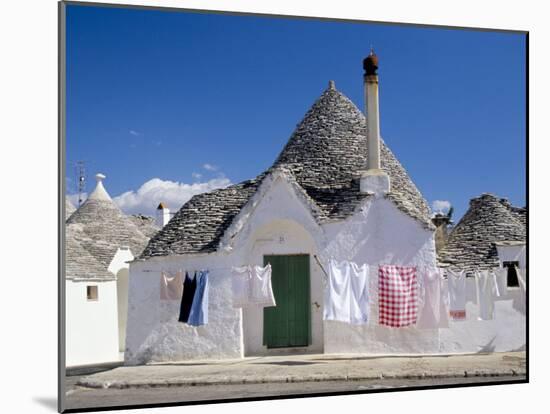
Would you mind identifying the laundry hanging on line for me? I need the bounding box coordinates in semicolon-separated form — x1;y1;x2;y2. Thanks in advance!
447;269;467;321
187;270;209;326
323;259;370;325
475;269;498;321
178;272;197;323
231;264;276;308
378;264;418;328
417;267;448;329
494;267;508;297
160;270;183;301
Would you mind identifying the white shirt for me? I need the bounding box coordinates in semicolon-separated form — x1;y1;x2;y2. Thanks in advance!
447;269;467;320
417;268;443;329
250;264;276;307
231;266;251;308
349;262;370;325
231;264;276;308
324;259;351;323
475;269;498;320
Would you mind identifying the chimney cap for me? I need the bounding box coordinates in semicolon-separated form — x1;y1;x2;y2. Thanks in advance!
363;49;379;76
157;202;167;210
95;173;106;182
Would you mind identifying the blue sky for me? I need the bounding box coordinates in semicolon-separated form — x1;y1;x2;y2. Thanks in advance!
66;4;526;220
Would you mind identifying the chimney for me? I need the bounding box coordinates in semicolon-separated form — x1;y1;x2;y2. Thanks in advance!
155;202;170;228
360;49;391;196
432;213;453;252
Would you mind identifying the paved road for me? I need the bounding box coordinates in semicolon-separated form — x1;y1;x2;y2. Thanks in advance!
64;375;525;410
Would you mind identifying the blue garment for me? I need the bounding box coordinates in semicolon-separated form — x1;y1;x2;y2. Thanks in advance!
188;270;209;326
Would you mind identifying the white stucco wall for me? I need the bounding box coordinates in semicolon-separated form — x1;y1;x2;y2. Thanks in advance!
125;254;244;365
321;196;442;354
109;247;134;353
496;244;526;269
65;280;120;366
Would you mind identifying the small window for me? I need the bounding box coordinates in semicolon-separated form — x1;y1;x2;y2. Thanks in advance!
87;285;98;301
502;261;520;287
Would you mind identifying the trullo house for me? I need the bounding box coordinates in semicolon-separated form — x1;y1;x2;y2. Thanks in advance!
125;53;526;364
65;174;157;366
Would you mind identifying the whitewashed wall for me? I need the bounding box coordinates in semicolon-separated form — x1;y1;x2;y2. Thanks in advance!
65;280;120;366
322;197;442;353
496;244;526;269
125;254;243;365
109;247;134;353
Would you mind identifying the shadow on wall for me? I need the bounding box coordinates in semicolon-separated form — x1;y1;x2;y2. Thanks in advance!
476;336;497;354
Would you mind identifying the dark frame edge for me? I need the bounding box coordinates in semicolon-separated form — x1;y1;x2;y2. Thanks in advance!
58;1;67;412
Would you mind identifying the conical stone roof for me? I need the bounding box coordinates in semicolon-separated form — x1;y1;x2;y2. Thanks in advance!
66;225;115;280
67;175;149;267
141;83;433;258
439;193;526;273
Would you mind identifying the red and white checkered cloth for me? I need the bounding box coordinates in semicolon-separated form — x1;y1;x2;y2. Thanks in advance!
378;265;418;328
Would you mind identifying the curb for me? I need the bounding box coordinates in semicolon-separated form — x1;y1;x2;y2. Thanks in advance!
77;369;526;389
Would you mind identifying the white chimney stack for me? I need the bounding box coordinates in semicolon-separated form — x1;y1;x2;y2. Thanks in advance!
360;49;391;196
155;202;171;228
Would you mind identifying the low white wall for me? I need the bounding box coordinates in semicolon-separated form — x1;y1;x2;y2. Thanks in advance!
497;244;526;269
125;255;243;365
65;280;120;366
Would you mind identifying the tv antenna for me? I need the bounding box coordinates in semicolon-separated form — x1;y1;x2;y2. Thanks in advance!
75;161;86;207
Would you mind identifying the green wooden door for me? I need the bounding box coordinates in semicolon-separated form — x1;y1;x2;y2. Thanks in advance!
263;255;311;348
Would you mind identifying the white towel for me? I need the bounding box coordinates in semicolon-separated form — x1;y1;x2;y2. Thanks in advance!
250;264;276;307
349;262;370;325
447;269;467;321
324;259;351;323
494;268;508;297
231;266;251;308
417;268;443;329
160;270;183;301
475;269;498;320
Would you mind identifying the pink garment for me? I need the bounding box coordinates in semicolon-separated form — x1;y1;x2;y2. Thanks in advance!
160;270;184;301
417;268;443;329
378;265;418;328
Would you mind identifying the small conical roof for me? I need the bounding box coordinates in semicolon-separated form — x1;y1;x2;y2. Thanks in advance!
67;173;149;266
65;225;114;280
439;193;526;272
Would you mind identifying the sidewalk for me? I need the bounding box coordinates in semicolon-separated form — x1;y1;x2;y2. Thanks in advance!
77;351;526;389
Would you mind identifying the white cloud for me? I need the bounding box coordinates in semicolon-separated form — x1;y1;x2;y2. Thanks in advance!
129;130;141;136
113;176;232;216
432;200;451;214
202;163;218;172
192;172;203;180
67;192;87;209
